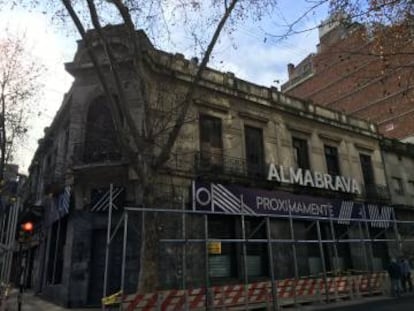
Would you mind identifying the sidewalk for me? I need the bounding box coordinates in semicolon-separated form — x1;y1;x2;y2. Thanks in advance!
2;288;413;310
290;291;414;310
300;295;393;310
4;289;99;311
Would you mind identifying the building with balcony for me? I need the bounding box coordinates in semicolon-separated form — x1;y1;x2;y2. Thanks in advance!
21;25;410;308
379;139;414;257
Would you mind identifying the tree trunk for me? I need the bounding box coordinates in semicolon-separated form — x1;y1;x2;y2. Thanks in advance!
137;173;161;292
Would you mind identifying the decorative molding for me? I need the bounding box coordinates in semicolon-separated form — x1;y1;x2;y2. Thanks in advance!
319;133;342;144
286;124;312;136
354;142;375;152
194;99;229;113
238;111;269;123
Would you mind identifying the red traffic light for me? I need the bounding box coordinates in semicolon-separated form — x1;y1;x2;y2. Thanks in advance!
21;222;34;232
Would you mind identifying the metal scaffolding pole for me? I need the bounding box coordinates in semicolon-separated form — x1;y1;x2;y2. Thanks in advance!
288;208;299;305
316;220;329;302
102;184;113;311
0;207;7;247
391;209;402;255
328;218;340;273
120;211;128;311
5;200;19;284
181;193;188;311
241;213;249;310
328;217;339;300
0;208;11;281
363;220;374;271
358;221;370;285
363;218;375;296
204;215;210;310
266;217;278;311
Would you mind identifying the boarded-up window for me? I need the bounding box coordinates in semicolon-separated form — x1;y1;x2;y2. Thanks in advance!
208;215;236;278
245;217;267;277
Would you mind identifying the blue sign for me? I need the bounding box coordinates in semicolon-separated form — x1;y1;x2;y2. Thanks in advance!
192;181;393;228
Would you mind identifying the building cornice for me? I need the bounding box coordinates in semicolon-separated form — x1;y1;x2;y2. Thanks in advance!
65;27;380;140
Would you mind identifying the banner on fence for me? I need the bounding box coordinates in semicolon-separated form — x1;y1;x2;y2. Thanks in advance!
192;181;393;227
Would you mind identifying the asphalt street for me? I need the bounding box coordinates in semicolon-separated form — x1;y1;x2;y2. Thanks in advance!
4;289;99;311
3;290;414;311
317;295;414;311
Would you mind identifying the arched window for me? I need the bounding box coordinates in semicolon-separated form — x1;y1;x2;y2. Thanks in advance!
84;98;120;162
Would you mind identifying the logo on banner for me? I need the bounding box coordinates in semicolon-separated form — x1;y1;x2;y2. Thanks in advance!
337;201;354;225
367;205;393;228
194;183;256;214
192;181;393;228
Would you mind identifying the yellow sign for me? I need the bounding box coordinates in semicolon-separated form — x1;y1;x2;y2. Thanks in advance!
208;242;222;254
102;291;122;306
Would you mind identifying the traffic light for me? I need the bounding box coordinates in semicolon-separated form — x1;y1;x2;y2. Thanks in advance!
19;221;34;244
21;222;33;232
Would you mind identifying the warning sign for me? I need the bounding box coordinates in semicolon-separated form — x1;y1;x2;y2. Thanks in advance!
208;242;222;254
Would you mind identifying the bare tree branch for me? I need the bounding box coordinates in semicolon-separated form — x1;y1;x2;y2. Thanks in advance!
153;0;240;169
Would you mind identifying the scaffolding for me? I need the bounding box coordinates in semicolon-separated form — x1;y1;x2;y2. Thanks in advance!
101;184;414;310
0;199;20;286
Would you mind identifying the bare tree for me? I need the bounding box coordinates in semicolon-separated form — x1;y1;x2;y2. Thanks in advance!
5;0;278;291
0;33;44;180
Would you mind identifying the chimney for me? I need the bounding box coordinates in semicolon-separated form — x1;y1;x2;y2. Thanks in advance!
287;63;295;78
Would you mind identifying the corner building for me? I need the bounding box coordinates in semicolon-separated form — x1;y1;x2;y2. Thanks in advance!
22;25;404;307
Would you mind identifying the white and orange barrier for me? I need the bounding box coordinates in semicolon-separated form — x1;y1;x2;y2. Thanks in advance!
353;272;386;297
103;272;388;310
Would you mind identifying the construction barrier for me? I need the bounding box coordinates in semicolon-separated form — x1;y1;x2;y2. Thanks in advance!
353;272;386;297
102;272;389;310
0;283;10;311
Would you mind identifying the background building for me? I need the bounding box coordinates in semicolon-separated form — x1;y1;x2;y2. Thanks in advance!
281;16;414;142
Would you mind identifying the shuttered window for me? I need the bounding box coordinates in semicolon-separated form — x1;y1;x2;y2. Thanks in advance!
199;115;223;169
292;137;310;170
244;126;264;177
245;217;267;277
324;145;340;176
208;215;236;278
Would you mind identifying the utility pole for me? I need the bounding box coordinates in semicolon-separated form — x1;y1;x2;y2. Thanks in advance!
17;221;34;311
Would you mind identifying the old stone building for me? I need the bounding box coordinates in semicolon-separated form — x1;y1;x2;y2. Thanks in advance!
381;139;414;207
22;25;408;307
380;139;414;258
281;16;414;142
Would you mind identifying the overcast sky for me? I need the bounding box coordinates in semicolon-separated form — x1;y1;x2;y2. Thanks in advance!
0;1;329;173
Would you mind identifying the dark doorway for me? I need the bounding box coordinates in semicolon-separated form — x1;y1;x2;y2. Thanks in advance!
87;229;123;306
